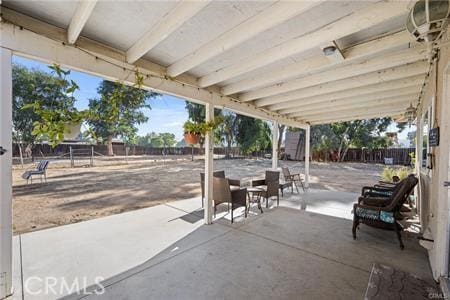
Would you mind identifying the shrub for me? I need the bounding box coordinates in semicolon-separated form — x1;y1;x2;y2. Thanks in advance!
381;166;413;182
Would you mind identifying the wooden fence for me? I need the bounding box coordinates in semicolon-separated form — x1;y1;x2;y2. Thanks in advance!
342;148;414;165
12;143;259;158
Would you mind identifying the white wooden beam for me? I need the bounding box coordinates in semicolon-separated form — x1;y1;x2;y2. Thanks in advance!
256;62;429;108
67;0;97;44
126;1;210;64
280;87;421;115
306;107;408;123
291;96;414;118
0;20;307;129
167;1;322;77
197;1;410;87
304;125;310;189
272;121;279;170
271;77;425;112
204;102;214;225
309;110;405;124
241;46;427;101
221;31;413;95
0;48;13;299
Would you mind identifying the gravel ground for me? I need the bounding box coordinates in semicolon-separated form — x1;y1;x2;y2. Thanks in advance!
12;156;386;234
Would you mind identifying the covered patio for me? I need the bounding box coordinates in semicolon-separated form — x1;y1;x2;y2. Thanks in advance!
12;192;432;299
1;0;450;299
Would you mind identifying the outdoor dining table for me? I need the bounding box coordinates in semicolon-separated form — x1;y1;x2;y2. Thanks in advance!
246;186;264;214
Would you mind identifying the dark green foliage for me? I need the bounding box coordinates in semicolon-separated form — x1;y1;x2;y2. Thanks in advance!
236;116;271;154
14;64;84;147
87;80;158;146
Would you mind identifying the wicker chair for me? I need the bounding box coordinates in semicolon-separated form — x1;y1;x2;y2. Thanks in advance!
352;174;418;249
281;166;305;194
252;171;280;208
213;177;247;223
200;171;240;207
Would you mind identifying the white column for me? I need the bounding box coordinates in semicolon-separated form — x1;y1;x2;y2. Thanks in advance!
415;113;423;224
272;121;279;170
204;103;214;225
304;125;310;189
0;48;13;299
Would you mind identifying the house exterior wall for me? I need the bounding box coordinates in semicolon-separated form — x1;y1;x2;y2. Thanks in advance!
417;30;450;280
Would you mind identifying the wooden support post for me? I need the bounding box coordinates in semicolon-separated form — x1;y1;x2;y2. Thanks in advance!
305;124;310;189
204;103;214;225
0;48;13;299
272;121;279;170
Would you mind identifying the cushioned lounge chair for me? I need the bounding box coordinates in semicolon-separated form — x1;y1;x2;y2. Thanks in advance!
352;174;418;249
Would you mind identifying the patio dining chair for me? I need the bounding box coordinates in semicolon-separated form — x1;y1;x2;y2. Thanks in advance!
213;177;247;223
352;174;418;249
252;171;280;208
22;160;49;184
200;171;240;207
281;166;305;194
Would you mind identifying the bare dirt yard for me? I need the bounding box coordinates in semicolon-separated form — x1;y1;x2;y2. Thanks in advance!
12;156;386;234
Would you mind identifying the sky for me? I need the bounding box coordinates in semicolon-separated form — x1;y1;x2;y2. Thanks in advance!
13;55;413;145
13;55;189;141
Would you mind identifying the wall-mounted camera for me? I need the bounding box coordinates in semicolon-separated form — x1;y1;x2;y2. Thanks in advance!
0;146;7;156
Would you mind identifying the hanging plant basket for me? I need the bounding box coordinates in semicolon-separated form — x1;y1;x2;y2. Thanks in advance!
184;133;201;145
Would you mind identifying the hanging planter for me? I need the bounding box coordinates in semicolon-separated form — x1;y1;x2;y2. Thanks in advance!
184;133;201;145
183;118;223;145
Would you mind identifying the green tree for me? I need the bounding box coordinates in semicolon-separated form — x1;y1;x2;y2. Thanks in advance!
236;116;271;154
159;132;176;148
15;64;84;148
215;112;239;158
310;118;393;161
87;80;158;155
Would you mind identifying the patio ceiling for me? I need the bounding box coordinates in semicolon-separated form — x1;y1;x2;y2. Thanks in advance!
1;0;430;125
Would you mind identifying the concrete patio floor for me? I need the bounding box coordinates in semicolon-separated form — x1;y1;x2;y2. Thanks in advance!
11;189;432;299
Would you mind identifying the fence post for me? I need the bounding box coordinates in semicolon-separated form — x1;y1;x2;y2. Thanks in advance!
91;146;94;167
125;147;129;164
69;146;74;168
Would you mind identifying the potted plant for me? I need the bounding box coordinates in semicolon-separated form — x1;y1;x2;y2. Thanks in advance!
183;117;223;145
183;121;203;145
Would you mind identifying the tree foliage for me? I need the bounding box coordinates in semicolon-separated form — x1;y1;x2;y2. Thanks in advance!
236;116;271;154
15;64;84;147
87;80;158;155
137;132;176;148
311;118;394;161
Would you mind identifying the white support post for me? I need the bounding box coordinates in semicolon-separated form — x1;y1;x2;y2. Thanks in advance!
415;113;423;224
304;125;310;190
272;121;279;170
204;103;214;225
0;48;13;299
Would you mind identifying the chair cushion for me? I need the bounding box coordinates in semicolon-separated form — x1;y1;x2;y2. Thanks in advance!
355;207;395;224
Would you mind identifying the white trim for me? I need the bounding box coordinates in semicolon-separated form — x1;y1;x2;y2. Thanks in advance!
169;1;322;78
272;121;279;170
204;102;214;225
241;47;427;101
197;1;410;87
67;0;97;44
304;125;310;189
0;48;13;299
126;1;210;64
221;31;414;95
256;63;429;108
0;21;306;129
